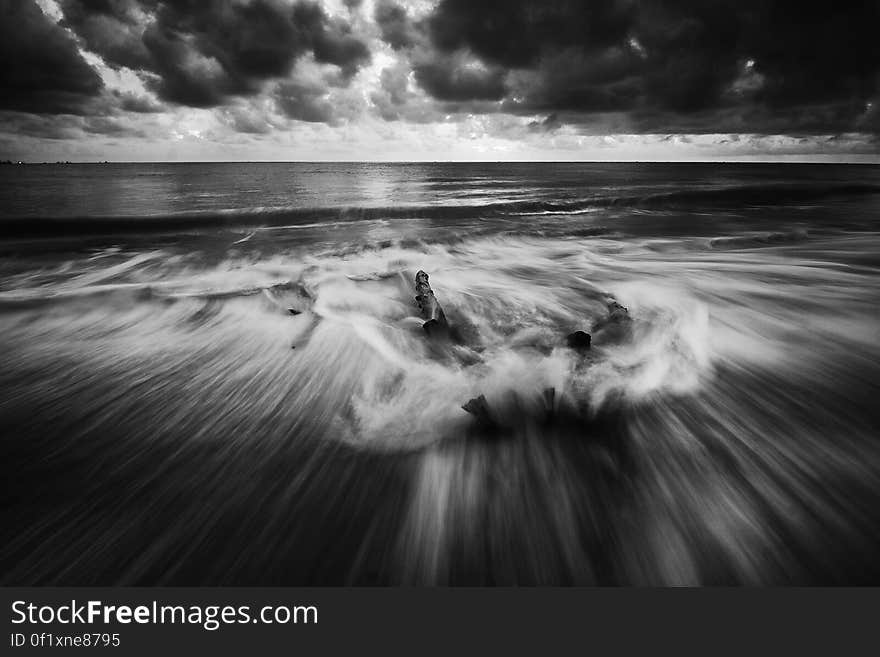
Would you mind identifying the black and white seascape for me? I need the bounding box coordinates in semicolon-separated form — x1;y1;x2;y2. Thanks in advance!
1;2;879;586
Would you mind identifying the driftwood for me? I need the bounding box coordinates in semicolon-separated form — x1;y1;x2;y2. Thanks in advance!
408;271;628;431
414;270;449;338
461;295;633;427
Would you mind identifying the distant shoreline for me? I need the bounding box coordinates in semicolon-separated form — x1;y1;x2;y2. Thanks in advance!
3;160;879;166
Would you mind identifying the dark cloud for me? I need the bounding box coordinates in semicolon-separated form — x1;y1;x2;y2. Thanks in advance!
214;99;285;134
413;56;507;102
0;112;84;140
370;63;441;123
140;1;370;106
83;116;146;137
528;113;562;133
407;0;880;134
0;0;103;114
505;46;642;114
859;101;880;133
59;0;370;109
742;2;879;108
426;0;633;69
60;0;153;71
4;0;878;140
274;80;336;124
139;22;232;107
371;65;409;120
220;106;275;134
309;13;371;78
113;90;165;113
0;111;145;141
374;1;417;51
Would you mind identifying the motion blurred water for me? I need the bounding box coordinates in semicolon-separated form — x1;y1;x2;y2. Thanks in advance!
1;162;879;584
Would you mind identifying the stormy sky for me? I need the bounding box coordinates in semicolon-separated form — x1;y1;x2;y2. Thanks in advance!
1;0;878;161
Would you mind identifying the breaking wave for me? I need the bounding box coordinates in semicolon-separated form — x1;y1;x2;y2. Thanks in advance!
2;226;879;584
3;180;878;239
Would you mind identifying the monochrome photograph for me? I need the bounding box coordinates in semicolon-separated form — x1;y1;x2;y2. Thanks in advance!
1;0;878;586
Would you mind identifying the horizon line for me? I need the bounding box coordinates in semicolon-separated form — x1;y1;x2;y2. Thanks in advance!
4;159;879;165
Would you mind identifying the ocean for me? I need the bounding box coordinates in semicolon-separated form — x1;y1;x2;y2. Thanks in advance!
1;161;879;584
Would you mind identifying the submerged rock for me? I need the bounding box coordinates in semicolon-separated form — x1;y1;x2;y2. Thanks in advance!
566;330;592;350
591;298;633;344
462;394;495;428
607;300;630;322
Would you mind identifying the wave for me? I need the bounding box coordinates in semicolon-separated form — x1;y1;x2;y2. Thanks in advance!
3;222;880;584
630;182;880;208
3;181;878;239
707;228;810;249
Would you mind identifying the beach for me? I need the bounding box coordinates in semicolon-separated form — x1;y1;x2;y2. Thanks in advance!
1;162;879;584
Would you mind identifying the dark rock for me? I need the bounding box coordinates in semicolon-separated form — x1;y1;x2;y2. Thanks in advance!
287;308;302;315
462;394;495;427
566;330;592;350
606;300;630;322
590;298;633;345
